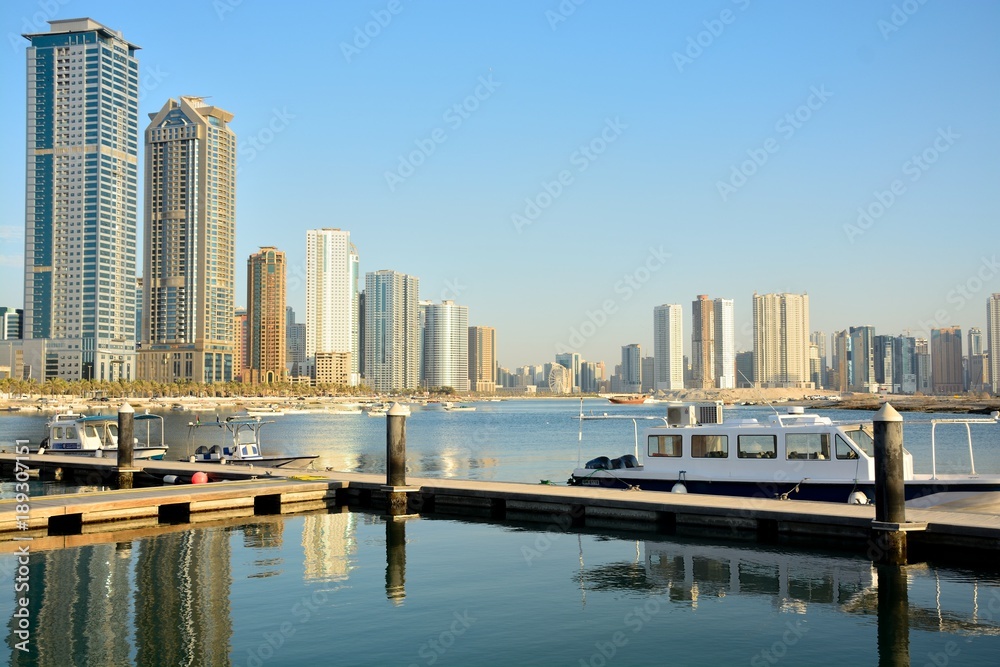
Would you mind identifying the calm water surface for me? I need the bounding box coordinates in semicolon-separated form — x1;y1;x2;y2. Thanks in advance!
2;511;1000;666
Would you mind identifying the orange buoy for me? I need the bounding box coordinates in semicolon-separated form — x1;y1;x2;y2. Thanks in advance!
191;471;208;484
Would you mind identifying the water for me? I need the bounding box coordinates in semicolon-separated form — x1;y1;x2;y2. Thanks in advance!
3;399;998;484
3;400;1000;665
2;511;999;666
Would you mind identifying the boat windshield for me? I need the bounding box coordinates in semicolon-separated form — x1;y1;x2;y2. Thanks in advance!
843;426;875;457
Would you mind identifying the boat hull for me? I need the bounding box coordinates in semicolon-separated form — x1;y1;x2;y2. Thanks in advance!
570;472;1000;504
186;455;318;468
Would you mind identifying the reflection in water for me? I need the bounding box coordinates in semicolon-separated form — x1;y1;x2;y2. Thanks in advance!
134;530;233;667
302;511;357;583
243;520;285;579
878;565;909;667
385;517;407;604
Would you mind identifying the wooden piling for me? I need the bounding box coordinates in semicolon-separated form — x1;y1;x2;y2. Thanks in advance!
117;403;136;490
872;403;922;565
384;403;416;516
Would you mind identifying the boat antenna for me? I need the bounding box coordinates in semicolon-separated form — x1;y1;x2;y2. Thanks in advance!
737;369;779;416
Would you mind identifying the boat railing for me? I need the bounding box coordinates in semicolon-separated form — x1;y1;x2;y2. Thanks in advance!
916;412;1000;478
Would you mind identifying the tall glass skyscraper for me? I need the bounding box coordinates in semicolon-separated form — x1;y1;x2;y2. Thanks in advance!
364;270;420;392
139;96;237;383
420;301;469;392
23;19;140;380
305;229;358;384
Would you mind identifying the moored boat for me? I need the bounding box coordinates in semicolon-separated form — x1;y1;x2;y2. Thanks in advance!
569;403;1000;504
34;411;169;460
607;394;649;404
185;416;317;468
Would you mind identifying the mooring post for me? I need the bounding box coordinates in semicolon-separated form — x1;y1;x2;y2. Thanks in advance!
383;403;416;516
872;403;924;565
117;403;136;490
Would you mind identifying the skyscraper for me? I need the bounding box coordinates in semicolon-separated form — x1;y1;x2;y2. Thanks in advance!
653;304;683;391
714;298;735;389
305;229;358;383
285;307;306;379
893;335;917;394
810;331;827;389
555;352;581;392
691;295;715;389
989;295;1000;393
621;344;642;393
364;270;420;392
140;96;237;383
831;330;851;392
468;326;496;392
247;247;286;384
874;334;894;391
420;301;469;391
752;293;811;388
931;327;963;394
23;19;140;381
849;326;875;392
968;326;987;392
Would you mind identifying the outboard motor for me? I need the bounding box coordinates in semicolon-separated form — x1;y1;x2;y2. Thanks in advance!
620;454;639;468
609;457;625;470
585;456;612;470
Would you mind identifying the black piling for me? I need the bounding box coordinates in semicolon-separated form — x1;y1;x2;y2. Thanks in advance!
117;403;136;490
872;403;924;565
384;403;416;516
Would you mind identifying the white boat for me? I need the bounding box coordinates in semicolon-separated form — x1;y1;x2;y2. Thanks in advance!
569;403;1000;504
36;412;169;460
186;416;317;468
444;404;476;412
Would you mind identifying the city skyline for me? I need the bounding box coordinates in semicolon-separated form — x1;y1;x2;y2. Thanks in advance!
1;2;998;370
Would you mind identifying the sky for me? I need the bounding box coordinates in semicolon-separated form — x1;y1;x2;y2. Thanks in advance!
1;0;998;371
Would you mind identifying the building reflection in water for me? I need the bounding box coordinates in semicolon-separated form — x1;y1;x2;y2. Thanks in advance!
302;511;357;583
133;529;233;667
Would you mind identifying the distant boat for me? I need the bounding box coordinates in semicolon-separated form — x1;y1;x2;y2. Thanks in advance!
608;395;648;405
444;404;476;412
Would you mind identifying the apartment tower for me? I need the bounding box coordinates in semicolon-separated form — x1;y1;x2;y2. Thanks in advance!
247;247;286;384
468;326;496;392
305;229;358;384
140;96;237;383
653;304;683;391
752;293;812;388
364;270;420;392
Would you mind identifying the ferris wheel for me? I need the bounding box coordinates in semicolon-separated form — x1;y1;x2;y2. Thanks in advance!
548;363;571;394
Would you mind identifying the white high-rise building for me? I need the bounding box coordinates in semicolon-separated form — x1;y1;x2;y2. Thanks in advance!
713;298;735;389
989;294;1000;394
420;301;469;392
140;96;237;383
653;304;683;391
23;19;140;381
305;229;358;384
364;270;420;392
752;293;812;388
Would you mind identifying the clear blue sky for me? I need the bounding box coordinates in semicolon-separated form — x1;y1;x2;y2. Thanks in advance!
1;0;998;370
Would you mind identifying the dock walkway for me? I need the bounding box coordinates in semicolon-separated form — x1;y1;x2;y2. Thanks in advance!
1;453;998;561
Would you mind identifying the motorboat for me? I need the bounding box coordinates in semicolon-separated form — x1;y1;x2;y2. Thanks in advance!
608;394;649;405
186;415;317;468
444;403;476;412
36;411;169;460
569;403;1000;504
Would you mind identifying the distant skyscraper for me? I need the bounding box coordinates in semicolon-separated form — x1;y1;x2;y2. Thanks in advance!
247;247;286;384
364;270;420;392
140;96;237;383
23;19;140;381
0;308;23;341
849;326;875;392
468;326;496;392
810;331;827;389
893;335;917;394
831;330;851;393
968;327;984;356
714;298;735;389
234;308;248;382
580;361;598;393
641;356;655;393
285;307;306;378
752;293;811;388
306;229;358;384
621;344;642;393
931;327;963;394
873;334;894;391
691;295;715;389
653;304;683;391
989;295;1000;393
420;301;469;392
735;351;754;388
555;352;581;392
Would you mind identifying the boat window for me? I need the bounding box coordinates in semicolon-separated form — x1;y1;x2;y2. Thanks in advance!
738;435;776;459
53;427;64;439
844;427;875;457
785;433;830;460
648;434;682;457
84;424;99;438
692;434;728;458
836;435;860;460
